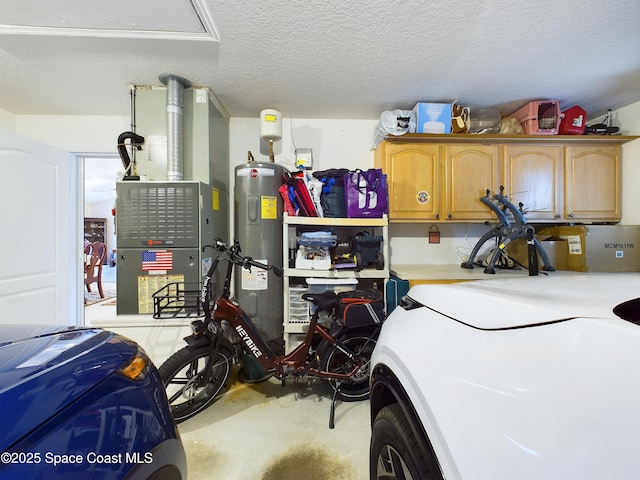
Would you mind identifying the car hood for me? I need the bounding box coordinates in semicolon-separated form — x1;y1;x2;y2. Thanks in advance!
405;273;640;329
0;325;137;450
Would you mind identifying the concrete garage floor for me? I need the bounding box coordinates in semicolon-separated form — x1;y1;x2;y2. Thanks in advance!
177;369;370;480
85;296;371;479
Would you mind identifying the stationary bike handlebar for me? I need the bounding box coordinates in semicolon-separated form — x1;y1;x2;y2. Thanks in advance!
480;187;528;228
492;189;527;227
480;190;509;226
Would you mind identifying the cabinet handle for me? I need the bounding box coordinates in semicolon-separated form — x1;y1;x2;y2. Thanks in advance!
555;214;561;219
569;213;575;218
447;214;452;220
435;213;440;220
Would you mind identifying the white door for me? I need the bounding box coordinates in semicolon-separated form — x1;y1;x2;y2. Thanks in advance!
0;129;79;325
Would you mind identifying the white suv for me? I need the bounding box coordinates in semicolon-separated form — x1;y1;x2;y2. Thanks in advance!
370;273;640;480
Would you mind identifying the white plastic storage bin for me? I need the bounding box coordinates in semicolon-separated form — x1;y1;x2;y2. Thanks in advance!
288;286;310;325
305;278;358;294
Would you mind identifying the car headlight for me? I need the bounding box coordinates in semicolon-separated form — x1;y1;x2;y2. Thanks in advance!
118;349;150;381
400;295;423;311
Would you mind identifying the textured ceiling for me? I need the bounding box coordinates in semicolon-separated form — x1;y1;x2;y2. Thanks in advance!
0;0;639;120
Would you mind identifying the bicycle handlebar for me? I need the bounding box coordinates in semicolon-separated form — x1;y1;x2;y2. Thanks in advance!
200;239;283;320
242;257;284;277
203;239;284;278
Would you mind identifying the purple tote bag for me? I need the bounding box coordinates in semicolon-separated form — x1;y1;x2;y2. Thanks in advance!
344;169;388;218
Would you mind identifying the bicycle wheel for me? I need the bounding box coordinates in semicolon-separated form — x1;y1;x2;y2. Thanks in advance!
319;329;378;402
158;342;235;423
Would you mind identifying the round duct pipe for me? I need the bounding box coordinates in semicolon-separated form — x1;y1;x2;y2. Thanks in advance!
160;74;191;181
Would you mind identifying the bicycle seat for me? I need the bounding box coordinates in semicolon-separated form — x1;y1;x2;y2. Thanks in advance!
302;291;339;312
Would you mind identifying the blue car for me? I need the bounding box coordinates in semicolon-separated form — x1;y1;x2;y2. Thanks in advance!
0;325;187;479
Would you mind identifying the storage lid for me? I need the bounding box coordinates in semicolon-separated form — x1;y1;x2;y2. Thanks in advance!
305;278;358;285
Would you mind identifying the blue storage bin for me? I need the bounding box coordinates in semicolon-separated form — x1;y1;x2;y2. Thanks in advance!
385;274;409;313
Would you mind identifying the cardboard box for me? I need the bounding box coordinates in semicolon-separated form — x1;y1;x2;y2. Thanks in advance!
507;235;568;271
537;225;640;272
413;102;452;134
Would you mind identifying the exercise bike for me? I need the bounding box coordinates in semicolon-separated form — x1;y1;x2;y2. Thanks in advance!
461;187;555;274
158;239;382;428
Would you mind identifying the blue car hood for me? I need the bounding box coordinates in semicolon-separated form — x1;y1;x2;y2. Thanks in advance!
0;325;137;450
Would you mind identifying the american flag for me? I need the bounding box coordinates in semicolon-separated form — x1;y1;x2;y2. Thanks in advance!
142;250;173;271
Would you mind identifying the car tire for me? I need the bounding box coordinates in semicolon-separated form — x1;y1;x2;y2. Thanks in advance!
370;403;441;480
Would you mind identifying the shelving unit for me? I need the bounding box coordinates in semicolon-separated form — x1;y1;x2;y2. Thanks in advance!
84;217;106;243
282;213;389;352
84;217;107;265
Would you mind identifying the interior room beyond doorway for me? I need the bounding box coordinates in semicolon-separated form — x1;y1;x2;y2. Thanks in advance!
83;155;120;307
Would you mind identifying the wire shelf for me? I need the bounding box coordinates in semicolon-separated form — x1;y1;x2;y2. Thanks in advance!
152;282;203;319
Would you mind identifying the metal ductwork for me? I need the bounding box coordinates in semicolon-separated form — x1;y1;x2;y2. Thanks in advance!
160;74;191;181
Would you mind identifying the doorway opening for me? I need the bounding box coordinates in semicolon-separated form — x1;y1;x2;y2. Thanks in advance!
83;155;120;309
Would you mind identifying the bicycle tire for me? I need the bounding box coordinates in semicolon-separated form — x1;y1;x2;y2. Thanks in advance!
159;341;235;423
319;329;378;402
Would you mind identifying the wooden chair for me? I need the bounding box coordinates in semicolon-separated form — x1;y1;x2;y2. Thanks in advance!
85;242;107;298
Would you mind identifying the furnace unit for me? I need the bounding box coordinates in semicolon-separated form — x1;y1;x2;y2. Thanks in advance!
116;181;222;315
115;75;229;316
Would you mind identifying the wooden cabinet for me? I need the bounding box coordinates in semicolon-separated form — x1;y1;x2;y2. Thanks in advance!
444;144;499;221
373;142;498;222
502;145;563;221
376;135;632;224
564;145;621;221
374;143;440;221
504;144;621;222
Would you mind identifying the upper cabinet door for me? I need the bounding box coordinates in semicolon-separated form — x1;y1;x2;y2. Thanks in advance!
377;143;441;221
564;146;621;221
444;144;499;221
375;136;629;224
502;145;563;221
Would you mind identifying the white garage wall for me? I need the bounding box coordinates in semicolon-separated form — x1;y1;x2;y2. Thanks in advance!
229;117;378;173
612;102;640;225
6;102;640;267
0;108;15;131
15;115;129;153
2;103;637;363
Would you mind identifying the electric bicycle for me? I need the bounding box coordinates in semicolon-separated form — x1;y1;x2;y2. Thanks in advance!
158;239;383;428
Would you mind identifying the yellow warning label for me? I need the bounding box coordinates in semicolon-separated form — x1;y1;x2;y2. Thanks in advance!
212;187;220;211
261;195;277;219
137;274;184;314
265;114;278;122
